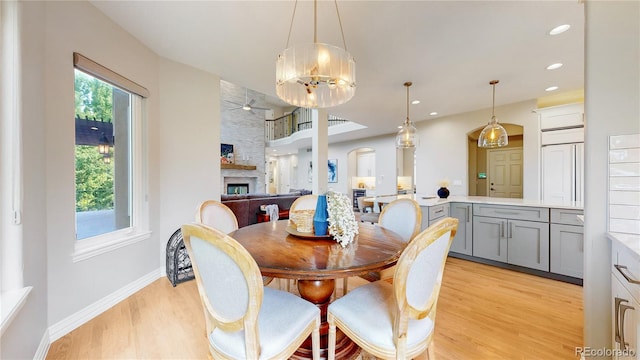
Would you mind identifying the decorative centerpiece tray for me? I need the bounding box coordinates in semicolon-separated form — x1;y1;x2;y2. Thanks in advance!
285;226;332;240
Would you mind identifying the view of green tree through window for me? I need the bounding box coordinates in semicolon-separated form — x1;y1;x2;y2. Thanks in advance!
74;69;132;240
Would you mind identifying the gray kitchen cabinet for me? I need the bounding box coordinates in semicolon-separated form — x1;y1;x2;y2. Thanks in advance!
550;209;584;278
419;203;450;231
473;204;550;271
507;219;550;271
473;216;507;262
449;202;473;255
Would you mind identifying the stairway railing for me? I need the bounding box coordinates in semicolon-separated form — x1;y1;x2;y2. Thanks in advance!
265;107;349;141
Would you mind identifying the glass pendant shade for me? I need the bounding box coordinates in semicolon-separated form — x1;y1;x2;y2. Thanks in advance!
478;80;508;148
276;43;356;108
396;81;418;148
396;122;417;148
478;116;509;148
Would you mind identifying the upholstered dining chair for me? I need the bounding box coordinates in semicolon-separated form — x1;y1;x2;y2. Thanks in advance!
196;199;239;234
327;217;459;360
357;196;380;224
196;199;274;286
289;194;318;212
343;198;422;295
181;223;321;360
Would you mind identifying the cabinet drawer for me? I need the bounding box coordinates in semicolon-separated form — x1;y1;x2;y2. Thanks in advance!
473;204;549;222
429;204;449;220
551;208;584;226
613;239;640;304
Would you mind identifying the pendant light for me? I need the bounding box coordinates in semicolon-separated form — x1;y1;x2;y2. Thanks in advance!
275;0;356;108
396;82;418;148
478;80;509;148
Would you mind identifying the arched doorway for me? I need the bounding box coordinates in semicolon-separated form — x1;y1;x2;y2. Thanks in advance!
467;124;524;198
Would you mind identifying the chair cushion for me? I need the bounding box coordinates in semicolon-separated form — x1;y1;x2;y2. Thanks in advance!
328;281;434;352
209;287;319;359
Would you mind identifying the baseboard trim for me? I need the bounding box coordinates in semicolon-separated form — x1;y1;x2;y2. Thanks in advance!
48;267;163;342
34;329;50;360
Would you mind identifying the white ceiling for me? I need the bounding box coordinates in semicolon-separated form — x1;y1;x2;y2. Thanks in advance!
90;0;585;149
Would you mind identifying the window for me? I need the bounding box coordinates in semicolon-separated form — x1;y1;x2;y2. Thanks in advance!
73;53;150;261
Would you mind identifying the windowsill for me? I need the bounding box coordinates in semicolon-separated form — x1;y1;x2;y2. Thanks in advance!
1;286;33;336
73;230;152;262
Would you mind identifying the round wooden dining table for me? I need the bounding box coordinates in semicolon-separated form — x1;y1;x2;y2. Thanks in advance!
230;219;406;360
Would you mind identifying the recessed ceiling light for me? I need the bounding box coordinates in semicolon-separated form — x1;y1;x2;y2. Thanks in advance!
549;24;570;36
545;86;559;92
546;63;563;70
397;125;403;129
429;112;438;116
411;100;420;105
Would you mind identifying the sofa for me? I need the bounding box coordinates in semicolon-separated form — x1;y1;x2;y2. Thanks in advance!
221;190;311;228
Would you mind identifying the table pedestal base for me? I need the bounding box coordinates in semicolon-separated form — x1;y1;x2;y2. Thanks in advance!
293;279;361;360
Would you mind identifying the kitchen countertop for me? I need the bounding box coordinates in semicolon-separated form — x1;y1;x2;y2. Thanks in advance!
365;194;584;210
608;232;640;259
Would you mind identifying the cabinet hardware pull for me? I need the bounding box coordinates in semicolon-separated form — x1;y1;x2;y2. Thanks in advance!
615;264;640;285
620;303;635;350
500;222;505;238
435;209;443;213
494;210;520;215
615;297;624;344
508;222;513;238
466;207;470;222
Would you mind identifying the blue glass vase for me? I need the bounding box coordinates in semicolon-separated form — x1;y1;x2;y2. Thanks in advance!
313;194;329;236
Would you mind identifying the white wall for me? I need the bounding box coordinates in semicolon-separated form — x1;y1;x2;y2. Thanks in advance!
43;1;161;327
296;135;398;197
414;99;539;199
158;58;220;269
0;2;49;359
584;0;640;351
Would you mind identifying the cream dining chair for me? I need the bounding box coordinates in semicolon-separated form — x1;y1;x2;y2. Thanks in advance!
181;223;321;360
196;199;239;234
328;217;459;360
196;199;274;286
342;198;422;295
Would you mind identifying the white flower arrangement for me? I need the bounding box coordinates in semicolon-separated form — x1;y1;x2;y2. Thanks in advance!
326;191;359;247
438;178;450;188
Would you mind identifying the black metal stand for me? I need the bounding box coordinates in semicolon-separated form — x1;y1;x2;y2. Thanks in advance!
166;228;194;286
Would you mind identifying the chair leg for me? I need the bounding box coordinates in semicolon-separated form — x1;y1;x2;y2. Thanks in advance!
342;277;348;297
328;315;337;360
312;324;320;360
426;344;435;360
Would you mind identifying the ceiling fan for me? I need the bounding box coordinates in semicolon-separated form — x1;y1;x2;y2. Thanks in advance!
225;88;270;114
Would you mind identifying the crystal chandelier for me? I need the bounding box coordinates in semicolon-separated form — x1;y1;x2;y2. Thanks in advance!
478;80;509;148
275;0;356;108
396;82;418;148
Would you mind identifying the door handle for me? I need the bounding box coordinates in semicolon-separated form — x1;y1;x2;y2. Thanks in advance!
615;265;640;285
615;297;624;345
620;302;635;350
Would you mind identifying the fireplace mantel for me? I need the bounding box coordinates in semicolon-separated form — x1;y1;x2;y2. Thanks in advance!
221;163;256;170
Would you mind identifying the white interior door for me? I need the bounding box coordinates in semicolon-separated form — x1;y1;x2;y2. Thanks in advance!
277;158;290;194
488;148;523;198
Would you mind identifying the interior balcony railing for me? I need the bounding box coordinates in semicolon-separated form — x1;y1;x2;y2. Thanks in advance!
265;107;349;141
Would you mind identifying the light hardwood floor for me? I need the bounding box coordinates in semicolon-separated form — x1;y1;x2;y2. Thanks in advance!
47;257;583;359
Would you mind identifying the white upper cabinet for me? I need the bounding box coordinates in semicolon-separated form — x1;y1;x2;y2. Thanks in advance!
356;152;376;177
536;103;584;131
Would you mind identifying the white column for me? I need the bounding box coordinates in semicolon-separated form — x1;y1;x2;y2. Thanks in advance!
311;108;328;194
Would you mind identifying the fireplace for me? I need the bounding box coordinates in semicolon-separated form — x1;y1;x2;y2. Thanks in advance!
227;183;249;195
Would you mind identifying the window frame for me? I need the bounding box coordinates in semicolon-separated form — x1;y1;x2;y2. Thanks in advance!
72;57;150;262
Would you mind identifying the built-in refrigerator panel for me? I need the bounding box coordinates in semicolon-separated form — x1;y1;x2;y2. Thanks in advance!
542;143;584;203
